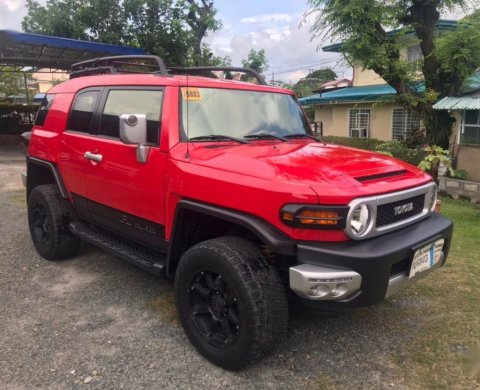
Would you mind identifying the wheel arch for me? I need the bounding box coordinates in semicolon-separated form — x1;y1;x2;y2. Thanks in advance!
166;199;296;276
26;156;69;201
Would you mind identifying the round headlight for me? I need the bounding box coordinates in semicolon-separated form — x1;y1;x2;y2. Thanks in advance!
348;204;373;238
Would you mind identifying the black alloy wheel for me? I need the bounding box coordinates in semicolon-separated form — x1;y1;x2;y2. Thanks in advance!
188;269;240;348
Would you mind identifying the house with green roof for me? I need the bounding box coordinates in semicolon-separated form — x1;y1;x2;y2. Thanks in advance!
433;85;480;181
299;20;457;142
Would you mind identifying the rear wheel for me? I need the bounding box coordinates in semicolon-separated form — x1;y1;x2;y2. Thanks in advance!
175;236;288;370
28;185;80;260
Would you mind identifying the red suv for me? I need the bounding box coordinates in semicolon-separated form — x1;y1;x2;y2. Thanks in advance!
24;55;453;370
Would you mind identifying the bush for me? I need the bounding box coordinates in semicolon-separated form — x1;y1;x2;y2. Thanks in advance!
375;140;427;165
0;104;37;135
322;135;384;151
323;136;427;166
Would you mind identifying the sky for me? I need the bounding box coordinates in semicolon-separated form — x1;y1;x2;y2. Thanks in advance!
0;0;474;83
205;0;346;83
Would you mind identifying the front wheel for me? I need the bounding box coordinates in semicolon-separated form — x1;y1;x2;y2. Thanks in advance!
175;236;288;370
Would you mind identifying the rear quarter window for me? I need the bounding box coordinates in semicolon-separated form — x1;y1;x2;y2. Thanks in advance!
67;90;100;133
34;94;55;127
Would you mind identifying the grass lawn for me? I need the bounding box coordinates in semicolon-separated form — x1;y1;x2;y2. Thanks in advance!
396;197;480;389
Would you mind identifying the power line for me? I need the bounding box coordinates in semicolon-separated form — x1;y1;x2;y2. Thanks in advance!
265;58;342;77
269;56;342;70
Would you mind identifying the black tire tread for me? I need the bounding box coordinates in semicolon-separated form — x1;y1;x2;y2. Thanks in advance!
175;236;288;369
28;184;80;260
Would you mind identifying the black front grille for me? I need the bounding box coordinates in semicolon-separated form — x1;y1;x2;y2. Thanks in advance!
376;194;425;227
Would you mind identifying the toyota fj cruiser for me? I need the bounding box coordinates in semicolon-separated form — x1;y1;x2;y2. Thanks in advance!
24;55;453;370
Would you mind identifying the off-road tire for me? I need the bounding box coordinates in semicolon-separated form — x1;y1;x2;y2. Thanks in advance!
175;236;288;370
28;184;80;260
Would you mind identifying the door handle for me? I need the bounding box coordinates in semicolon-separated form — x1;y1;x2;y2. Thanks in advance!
84;151;103;162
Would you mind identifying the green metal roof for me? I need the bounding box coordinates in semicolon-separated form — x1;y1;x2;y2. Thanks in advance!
323;19;458;53
433;96;480;110
299;84;397;105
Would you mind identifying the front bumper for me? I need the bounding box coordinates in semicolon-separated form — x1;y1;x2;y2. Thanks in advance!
289;213;453;309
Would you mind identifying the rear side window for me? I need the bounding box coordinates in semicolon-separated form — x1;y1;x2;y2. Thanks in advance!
99;89;163;144
68;90;100;133
34;94;55;127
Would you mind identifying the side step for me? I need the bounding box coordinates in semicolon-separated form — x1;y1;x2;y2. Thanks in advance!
69;221;166;275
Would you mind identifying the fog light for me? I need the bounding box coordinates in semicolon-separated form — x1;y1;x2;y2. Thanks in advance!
309;284;331;297
331;283;349;297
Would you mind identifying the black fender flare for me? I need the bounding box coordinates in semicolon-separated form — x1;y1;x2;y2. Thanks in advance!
166;199;296;276
26;156;69;199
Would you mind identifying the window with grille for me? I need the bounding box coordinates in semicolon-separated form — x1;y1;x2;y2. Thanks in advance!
392;108;421;140
348;108;370;138
461;110;480;144
407;45;423;71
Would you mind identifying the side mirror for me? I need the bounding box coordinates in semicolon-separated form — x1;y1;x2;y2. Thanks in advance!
119;114;150;164
119;114;147;144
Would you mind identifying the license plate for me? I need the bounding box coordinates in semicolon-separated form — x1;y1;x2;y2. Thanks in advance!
409;239;445;279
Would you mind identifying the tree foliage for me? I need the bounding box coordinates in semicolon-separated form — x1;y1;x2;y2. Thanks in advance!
0;68;33;97
307;68;337;81
185;0;222;64
308;0;480;148
292;68;337;97
241;49;269;75
22;0;224;66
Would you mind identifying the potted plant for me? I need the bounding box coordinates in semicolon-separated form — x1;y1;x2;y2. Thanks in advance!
418;145;454;182
418;145;454;213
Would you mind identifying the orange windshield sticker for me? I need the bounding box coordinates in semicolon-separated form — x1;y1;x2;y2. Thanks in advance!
182;88;202;101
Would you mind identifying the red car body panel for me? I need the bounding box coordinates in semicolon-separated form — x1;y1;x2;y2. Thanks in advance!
28;74;434;243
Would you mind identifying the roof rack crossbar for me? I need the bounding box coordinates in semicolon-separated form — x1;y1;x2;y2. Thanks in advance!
70;55;168;79
168;66;267;85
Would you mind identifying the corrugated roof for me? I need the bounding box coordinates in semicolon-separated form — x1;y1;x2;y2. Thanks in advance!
299;84;397;105
323;19;458;53
0;30;144;70
433;96;480;110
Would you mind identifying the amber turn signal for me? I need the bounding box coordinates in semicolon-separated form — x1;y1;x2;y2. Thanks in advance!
280;205;348;229
296;210;340;225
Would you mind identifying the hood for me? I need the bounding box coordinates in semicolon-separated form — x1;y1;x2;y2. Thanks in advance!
173;140;431;199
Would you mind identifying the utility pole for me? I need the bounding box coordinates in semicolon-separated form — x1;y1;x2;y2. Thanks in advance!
23;72;30;103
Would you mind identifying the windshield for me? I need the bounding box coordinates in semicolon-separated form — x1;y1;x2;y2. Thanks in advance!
181;87;311;140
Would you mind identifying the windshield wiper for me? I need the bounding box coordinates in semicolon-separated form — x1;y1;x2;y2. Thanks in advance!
284;133;326;144
244;133;287;142
189;135;249;144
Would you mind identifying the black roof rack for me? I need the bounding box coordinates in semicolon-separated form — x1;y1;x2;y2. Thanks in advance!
69;55;267;86
70;55;168;79
167;66;267;85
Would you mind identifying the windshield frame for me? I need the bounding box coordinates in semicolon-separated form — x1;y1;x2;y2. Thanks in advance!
179;87;313;142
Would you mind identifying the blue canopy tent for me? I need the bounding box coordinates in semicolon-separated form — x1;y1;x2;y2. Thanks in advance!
0;30;144;71
0;30;144;102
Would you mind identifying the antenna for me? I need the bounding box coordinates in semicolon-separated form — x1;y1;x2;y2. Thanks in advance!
185;72;190;159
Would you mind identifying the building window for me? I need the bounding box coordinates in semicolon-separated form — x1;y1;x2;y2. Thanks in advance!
407;45;423;71
461;110;480;144
349;108;370;138
392;108;421;140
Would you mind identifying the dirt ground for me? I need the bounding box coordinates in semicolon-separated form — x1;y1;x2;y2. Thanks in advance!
0;151;472;389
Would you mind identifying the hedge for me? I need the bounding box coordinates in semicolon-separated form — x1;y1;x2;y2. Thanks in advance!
0;104;38;135
322;135;384;151
322;135;426;166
